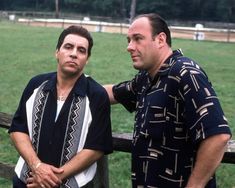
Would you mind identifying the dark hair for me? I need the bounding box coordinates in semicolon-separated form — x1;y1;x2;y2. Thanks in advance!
133;13;171;47
56;25;93;57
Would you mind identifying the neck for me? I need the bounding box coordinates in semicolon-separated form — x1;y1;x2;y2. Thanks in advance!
56;73;82;101
56;83;73;101
57;70;82;88
149;48;173;79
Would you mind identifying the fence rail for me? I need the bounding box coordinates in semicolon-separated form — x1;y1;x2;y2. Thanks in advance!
1;10;235;42
13;18;235;43
0;112;235;187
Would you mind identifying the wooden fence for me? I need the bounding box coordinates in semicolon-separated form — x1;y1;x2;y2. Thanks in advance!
14;18;235;43
1;10;235;42
0;112;235;187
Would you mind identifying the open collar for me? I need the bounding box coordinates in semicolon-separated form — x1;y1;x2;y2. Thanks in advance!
148;49;183;84
42;73;87;97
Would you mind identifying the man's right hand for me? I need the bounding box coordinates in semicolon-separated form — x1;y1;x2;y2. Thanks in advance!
27;162;64;188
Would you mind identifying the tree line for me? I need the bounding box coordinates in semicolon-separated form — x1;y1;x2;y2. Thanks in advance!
0;0;234;23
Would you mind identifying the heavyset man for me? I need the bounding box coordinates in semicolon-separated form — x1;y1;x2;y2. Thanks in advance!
104;13;231;188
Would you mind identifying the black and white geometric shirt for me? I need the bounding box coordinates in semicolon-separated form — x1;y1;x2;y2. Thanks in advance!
9;72;113;188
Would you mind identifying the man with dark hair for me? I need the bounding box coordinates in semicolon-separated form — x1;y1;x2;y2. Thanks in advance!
9;25;113;188
104;13;231;188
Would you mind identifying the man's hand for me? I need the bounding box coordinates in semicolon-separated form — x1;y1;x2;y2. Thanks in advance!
26;162;64;188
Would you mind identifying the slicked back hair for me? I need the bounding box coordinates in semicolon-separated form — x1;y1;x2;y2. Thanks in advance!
56;25;93;57
133;13;172;47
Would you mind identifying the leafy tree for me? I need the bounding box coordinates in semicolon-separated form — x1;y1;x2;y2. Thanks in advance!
217;0;235;22
0;0;234;23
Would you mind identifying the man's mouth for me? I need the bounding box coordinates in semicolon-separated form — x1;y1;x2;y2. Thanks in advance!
66;61;76;65
131;55;139;61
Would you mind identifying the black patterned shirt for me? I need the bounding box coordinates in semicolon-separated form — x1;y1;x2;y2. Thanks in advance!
9;73;113;187
113;49;231;188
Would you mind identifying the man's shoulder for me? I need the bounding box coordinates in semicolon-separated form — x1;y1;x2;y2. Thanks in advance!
28;72;54;83
26;72;55;89
170;56;203;76
85;75;109;99
30;72;55;82
168;56;209;90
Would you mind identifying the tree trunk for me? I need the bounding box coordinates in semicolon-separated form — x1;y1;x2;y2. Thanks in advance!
129;0;137;23
55;0;59;18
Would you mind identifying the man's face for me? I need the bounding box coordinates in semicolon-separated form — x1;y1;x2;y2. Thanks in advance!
56;34;89;77
127;17;161;74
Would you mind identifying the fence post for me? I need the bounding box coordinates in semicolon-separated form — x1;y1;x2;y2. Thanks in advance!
120;23;123;34
227;28;231;42
0;162;14;180
62;18;65;28
93;156;109;188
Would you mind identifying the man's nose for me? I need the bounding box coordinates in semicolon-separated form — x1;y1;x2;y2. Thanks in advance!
127;41;135;52
70;48;77;58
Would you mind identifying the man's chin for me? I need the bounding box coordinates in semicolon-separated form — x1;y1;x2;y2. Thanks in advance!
61;68;81;77
132;63;142;70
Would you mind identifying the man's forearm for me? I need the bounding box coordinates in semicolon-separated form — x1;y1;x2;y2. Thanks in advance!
186;134;230;187
11;132;63;187
10;132;41;169
59;149;103;180
103;84;118;104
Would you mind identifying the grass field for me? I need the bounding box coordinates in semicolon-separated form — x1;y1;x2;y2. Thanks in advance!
0;21;235;188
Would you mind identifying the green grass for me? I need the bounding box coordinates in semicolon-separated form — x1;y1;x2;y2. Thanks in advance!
0;21;235;187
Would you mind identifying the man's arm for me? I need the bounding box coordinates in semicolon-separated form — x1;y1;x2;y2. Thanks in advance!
186;133;231;188
57;149;103;181
10;132;63;187
103;84;118;104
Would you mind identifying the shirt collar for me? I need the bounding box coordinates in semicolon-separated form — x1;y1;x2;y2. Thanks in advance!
43;73;87;97
148;49;183;83
158;49;183;75
73;74;87;97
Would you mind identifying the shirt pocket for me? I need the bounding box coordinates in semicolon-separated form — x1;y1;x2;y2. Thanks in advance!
138;85;168;140
145;105;167;140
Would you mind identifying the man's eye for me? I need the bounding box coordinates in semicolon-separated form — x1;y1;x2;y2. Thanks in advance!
79;48;86;54
64;44;72;49
134;36;141;41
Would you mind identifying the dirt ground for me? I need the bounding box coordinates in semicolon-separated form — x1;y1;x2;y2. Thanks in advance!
171;28;235;42
19;19;235;43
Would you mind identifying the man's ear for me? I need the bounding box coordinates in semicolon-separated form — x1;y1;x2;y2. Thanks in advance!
155;32;167;47
55;49;58;59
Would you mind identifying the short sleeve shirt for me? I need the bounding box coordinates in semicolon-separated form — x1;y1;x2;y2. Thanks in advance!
113;49;231;188
9;72;113;187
